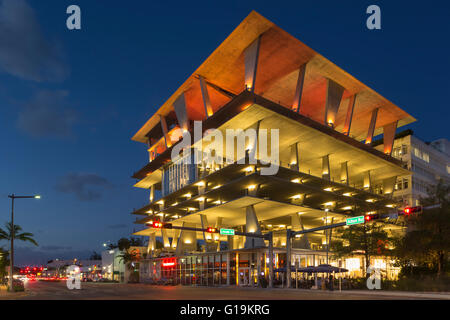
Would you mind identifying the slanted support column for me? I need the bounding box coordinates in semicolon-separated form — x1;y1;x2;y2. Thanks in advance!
149;184;155;203
383;121;398;155
291;214;310;249
289;143;300;171
244;205;264;248
199;76;213;118
172;228;180;250
147;233;156;257
292;63;307;113
159;115;172;148
175;222;197;255
161;228;171;250
244;36;261;92
324;79;345;127
343;95;356;136
173;93;190;132
322;155;331;181
340;161;349;185
365;108;379;144
363;170;372;191
200;214;209;242
383;176;397;197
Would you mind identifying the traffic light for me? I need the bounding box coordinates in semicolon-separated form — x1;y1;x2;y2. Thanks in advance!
401;206;422;216
206;227;218;233
364;213;380;222
151;221;172;229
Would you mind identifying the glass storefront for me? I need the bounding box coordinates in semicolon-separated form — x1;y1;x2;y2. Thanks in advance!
141;249;399;286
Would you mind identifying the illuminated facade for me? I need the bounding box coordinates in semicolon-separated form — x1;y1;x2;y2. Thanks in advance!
131;11;415;286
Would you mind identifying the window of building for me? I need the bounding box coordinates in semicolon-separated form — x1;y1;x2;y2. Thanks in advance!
413;147;430;163
401;144;408;155
403;178;409;189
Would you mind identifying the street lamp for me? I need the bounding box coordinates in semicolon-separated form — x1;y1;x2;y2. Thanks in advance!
7;194;41;292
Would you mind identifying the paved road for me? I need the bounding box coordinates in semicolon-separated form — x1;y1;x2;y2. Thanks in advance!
0;281;445;300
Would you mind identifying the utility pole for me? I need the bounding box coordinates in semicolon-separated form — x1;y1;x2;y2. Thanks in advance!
7;194;40;292
9;195;14;292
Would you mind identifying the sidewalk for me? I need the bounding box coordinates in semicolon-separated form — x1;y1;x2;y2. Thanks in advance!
310;289;450;300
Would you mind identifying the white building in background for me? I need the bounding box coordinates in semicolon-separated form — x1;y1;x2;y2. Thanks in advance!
45;258;101;279
376;130;450;207
101;249;125;282
101;247;145;282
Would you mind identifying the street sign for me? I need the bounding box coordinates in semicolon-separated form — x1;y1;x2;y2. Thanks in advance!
220;228;235;236
346;216;365;226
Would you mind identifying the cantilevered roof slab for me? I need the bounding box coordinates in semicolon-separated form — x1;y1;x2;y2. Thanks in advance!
133;11;415;144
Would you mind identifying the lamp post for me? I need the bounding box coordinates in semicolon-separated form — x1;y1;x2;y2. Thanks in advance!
7;194;40;292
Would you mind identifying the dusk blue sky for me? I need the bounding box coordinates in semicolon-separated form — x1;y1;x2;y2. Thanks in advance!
0;0;448;265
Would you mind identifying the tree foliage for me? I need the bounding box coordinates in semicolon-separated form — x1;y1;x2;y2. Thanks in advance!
331;222;392;273
0;222;38;246
393;180;450;277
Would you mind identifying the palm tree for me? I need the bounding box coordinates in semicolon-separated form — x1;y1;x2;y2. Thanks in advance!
117;249;141;283
0;222;38;246
0;247;9;283
117;249;140;270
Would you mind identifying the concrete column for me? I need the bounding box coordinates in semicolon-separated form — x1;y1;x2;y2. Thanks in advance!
226;252;230;285
173;92;190;132
342;95;356;136
340;161;349;185
175;222;197;255
215;217;223;252
268;232;274;288
147;233;156;257
383;176;397;196
292;215;310;249
363;170;372;191
244;205;264;248
200;214;215;252
199;76;213;118
257;251;261;286
286;229;292;288
289;143;300;171
172;228;180;249
324;79;345;127
159;115;172;148
161;228;171;250
292;63;307;113
322;155;331;181
149;184;155;203
244;36;261;91
365;108;379;144
383;121;398;155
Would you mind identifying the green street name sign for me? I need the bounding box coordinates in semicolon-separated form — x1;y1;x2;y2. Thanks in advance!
220;228;235;236
346;216;365;226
